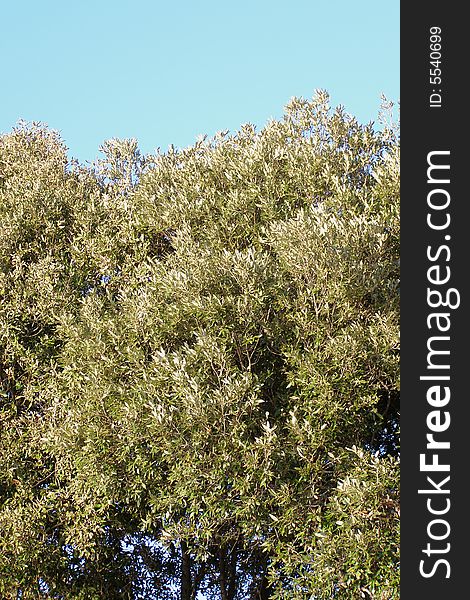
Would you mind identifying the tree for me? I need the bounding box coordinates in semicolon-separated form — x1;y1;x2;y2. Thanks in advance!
0;92;399;599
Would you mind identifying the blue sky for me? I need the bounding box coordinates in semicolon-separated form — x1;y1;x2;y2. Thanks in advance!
1;0;398;163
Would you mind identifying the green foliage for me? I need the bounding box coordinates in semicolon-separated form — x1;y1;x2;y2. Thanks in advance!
0;92;399;599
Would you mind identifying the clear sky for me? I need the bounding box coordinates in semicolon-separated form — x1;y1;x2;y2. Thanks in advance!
1;0;399;163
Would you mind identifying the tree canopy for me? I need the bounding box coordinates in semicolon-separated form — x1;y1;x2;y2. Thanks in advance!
0;92;399;599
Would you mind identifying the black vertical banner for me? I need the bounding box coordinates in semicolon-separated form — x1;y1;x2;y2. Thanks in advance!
401;3;467;598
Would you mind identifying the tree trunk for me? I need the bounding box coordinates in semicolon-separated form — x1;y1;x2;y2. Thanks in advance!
191;563;207;600
259;574;273;600
181;541;192;600
227;544;238;600
250;553;273;600
219;546;229;600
